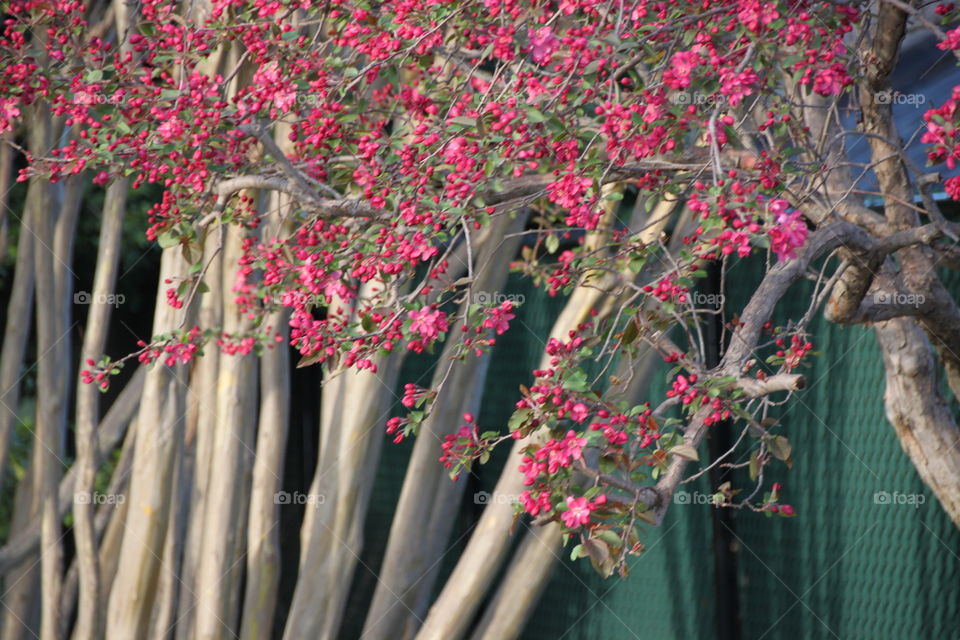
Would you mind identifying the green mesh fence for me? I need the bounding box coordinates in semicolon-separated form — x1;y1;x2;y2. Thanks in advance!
340;261;960;640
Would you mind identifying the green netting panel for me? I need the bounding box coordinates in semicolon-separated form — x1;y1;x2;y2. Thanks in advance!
723;256;960;640
340;256;960;640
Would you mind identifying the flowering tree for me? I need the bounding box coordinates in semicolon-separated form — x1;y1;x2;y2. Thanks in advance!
1;0;960;638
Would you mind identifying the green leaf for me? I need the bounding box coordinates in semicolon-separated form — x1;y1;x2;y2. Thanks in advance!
766;435;792;463
296;351;324;369
596;529;622;547
157;231;179;249
582;538;614;577
449;116;477;128
628;255;646;274
545;234;559;254
565;368;589;393
508;408;532;431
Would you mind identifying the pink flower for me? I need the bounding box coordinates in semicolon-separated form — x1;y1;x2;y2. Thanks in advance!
253;61;297;113
535;430;587;474
561;494;606;528
719;68;760;107
570;403;590;423
519;489;553;516
769;210;809;261
938;26;960;51
408;307;449;342
737;1;779;32
519;456;546;485
945;176;960;201
811;63;851;96
156;118;185;143
482;301;515;334
663;49;701;90
528;27;559;64
547;173;592;208
562;496;593;528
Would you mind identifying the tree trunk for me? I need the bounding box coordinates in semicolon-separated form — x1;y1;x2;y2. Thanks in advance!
362;212;528;640
73;177;127;640
175;227;224;640
193;224;259;640
106;247;188;638
239;188;292;640
875;317;960;526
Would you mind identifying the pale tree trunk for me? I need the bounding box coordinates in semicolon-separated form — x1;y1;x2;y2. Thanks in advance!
30;107;77;640
239;185;293;640
175;32;238;640
175;226;224;640
105;247;189;638
362;211;527;640
72;177;127;640
0;367;143;575
63;416;137;639
1;474;40;640
875;317;960;525
0;180;41;640
415;189;672;640
96;423;137;605
281;282;405;640
0;130;13;259
469;523;563;640
71;3;133;632
0;186;35;499
281;219;472;640
238;308;289;640
147;438;188;640
193;223;259;640
415;282;606;640
847;4;960;526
